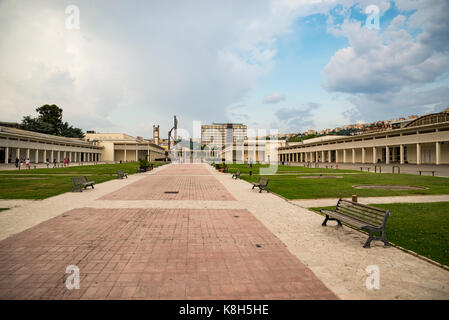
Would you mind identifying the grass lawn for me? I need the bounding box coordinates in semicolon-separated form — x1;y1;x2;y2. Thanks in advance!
0;162;167;200
310;202;449;267
225;163;449;199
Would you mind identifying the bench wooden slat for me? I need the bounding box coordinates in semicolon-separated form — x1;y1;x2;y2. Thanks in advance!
339;200;387;214
321;199;391;248
321;210;368;228
335;207;382;227
338;203;385;223
338;202;385;224
339;202;386;219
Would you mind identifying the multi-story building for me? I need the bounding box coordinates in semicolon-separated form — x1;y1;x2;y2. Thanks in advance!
201;123;247;147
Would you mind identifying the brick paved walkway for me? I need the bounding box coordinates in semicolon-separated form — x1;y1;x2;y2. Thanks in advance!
100;175;235;201
0;163;337;300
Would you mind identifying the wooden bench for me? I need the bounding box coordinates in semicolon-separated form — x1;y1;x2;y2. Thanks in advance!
72;176;95;192
418;170;435;176
360;166;371;172
137;166;147;173
251;177;269;193
231;170;241;179
117;170;128;179
320;199;391;248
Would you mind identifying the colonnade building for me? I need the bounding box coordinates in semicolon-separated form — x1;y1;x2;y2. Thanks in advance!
84;132;165;162
0;126;166;165
278;110;449;165
0;125;102;164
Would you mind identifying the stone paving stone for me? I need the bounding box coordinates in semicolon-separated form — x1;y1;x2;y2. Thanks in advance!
0;208;337;300
99;175;235;201
154;164;212;176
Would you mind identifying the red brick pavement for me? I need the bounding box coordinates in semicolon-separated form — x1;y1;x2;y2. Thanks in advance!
100;175;235;201
0;208;337;300
154;164;211;176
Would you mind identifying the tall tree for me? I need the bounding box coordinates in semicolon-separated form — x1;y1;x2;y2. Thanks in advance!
19;104;84;138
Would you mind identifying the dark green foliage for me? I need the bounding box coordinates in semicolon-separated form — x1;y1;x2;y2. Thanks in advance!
19;104;84;138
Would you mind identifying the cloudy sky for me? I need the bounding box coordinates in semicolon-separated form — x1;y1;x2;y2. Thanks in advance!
0;0;448;137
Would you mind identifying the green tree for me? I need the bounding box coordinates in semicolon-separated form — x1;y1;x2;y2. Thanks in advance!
20;104;84;138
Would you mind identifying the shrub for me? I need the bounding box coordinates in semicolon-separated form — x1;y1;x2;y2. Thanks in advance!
138;158;150;168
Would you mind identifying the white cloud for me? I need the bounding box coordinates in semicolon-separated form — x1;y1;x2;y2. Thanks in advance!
323;0;449;121
263;92;286;104
0;0;308;136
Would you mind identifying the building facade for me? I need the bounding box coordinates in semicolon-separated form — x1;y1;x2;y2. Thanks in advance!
278;111;449;165
84;132;165;162
0;125;102;164
201;123;247;147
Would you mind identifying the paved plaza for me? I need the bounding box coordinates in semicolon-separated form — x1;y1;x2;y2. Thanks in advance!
0;163;448;299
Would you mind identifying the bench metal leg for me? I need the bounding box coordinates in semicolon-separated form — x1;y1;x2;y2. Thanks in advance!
381;230;390;247
321;215;342;227
363;230;374;248
363;227;390;248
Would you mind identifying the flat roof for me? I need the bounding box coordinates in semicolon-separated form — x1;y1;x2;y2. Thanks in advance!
0;125;100;148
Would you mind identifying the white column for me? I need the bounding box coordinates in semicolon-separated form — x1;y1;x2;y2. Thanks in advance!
4;147;9;164
57;151;60;162
362;147;365;164
386;146;390;164
416;143;421;165
35;149;39;163
43;150;47;163
26;148;30;159
136;149;138;161
51;150;54;162
16;148;20;159
69;152;72;162
436;142;441;165
328;150;331;163
400;145;404;164
352;148;355;164
124;147;127;162
336;150;339;163
372;147;377;164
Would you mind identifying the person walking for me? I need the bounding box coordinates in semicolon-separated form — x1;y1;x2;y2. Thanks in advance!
25;158;30;170
15;157;19;168
63;157;67;167
46;158;50;168
53;158;57;168
18;158;22;170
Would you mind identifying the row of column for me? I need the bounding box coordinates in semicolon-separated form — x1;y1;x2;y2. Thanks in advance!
122;149;151;162
279;142;441;165
3;147;100;164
